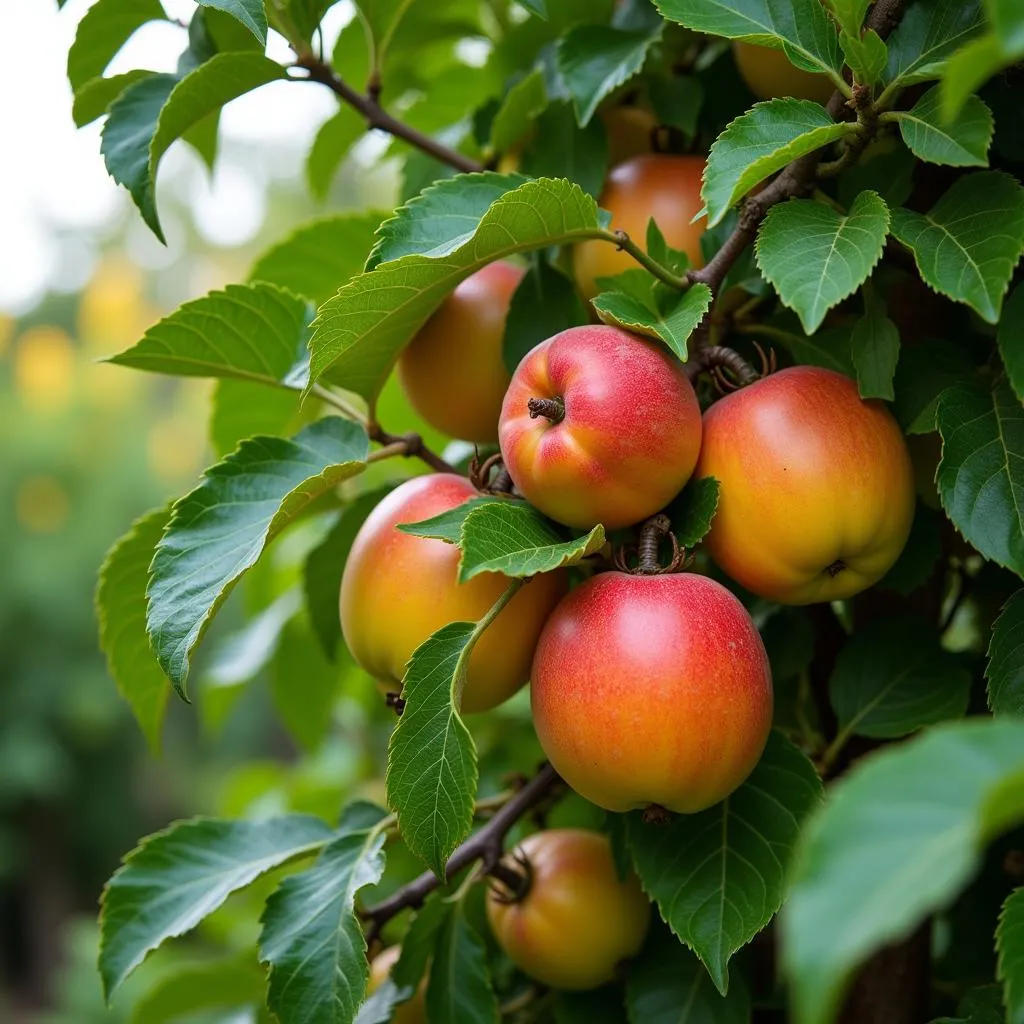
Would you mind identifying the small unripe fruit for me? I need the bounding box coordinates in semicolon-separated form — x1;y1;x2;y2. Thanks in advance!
367;946;426;1024
532;572;773;813
498;325;701;530
572;154;707;300
694;366;915;604
733;41;834;104
486;829;650;990
397;262;525;443
339;474;567;713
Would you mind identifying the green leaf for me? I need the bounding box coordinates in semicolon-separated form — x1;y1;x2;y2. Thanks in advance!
260;803;388;1024
397;498;492;545
754;323;854;374
850;303;900;400
100;815;332;998
826;0;870;39
782;717;1024;1024
309;178;605;404
96;508;171;754
556;23;663;127
520;100;610;199
703;100;853;228
756;191;890;334
655;0;842;77
892;340;976;435
195;0;268;45
592;285;713;362
988;0;1024;53
883;0;984;90
248;211;386;307
209;379;303;458
840;29;888;85
988;590;1024;716
890;171;1024;323
939;32;1019;121
649;75;704;139
627;731;823;994
626;923;750;1024
306;106;365;201
503;258;588;373
72;70;155;127
667;476;721;549
67;0;165;92
424;896;499;1024
891;85;993;167
108;282;308;386
148;418;369;697
837;140;915;209
998;888;1024;1024
879;502;942;596
828;616;970;744
130;958;266;1024
1001;285;1024;404
490;68;548;151
936;381;1024;576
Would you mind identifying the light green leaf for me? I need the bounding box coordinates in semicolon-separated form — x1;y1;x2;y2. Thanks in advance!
998;888;1024;1024
936;381;1024;576
850;303;900;400
883;0;984;90
209;379;303;457
100;815;333;998
840;29;888;85
655;0;842;77
592;285;713;362
827;0;870;38
703;99;853;227
67;0;165;92
556;23;663;127
667;476;720;549
397;498;492;545
424;896;499;1024
130;958;265;1024
782;718;1024;1024
72;70;155;127
259;803;389;1024
939;33;1016;121
987;590;1024;716
890;171;1024;323
96;508;172;753
309;178;606;404
148;418;369;697
988;0;1024;53
490;68;548;151
516;0;547;16
306;106;365;201
195;0;268;44
756;191;890;333
891;85;993;166
627;732;823;994
1000;285;1024;404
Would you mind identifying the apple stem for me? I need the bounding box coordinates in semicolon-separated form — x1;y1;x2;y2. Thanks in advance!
631;515;687;575
527;396;565;424
488;850;534;904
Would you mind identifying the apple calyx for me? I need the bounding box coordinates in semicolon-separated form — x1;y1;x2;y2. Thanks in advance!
642;803;672;825
488;849;534;905
826;559;848;578
527;396;565;424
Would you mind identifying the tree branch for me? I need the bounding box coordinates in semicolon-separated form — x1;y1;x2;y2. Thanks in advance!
294;55;483;174
361;764;563;937
368;425;458;474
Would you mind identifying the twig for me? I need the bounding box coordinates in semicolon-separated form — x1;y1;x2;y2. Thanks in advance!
294;55;483;174
361;764;563;938
368;425;457;474
684;344;760;386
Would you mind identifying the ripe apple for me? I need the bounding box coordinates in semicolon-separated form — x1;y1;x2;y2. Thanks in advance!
733;41;835;104
498;324;702;530
486;829;650;990
339;474;567;713
531;572;773;813
572;154;706;300
694;365;915;604
367;946;426;1024
397;262;525;443
600;104;658;165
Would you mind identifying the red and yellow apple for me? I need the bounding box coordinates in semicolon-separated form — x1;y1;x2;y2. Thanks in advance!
367;946;426;1024
572;154;707;300
397;262;525;443
531;572;773;813
486;829;650;990
498;325;701;530
694;366;915;604
733;41;835;104
339;474;567;713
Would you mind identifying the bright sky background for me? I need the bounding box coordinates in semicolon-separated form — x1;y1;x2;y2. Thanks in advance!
0;0;357;314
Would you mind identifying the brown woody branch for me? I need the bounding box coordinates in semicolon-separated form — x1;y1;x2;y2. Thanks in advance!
361;764;563;939
295;55;483;174
369;425;457;474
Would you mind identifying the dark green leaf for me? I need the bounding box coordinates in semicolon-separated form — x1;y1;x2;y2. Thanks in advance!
883;0;984;88
627;731;822;994
1000;285;1024;404
260;803;389;1024
878;502;943;596
520;100;610;199
667;476;721;549
195;0;268;44
936;381;1024;576
592;285;713;362
891;85;993;166
517;0;548;18
148;418;369;696
837;140;915;209
987;590;1024;716
998;888;1024;1024
424;897;499;1024
892;340;976;434
850;304;900;400
490;68;548;152
782;718;1024;1024
67;0;165;92
649;75;704;138
100;815;332;998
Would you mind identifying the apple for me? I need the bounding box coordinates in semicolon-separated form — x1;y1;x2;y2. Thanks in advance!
694;365;915;604
486;829;650;990
339;474;567;713
367;946;426;1024
600;104;658;166
397;262;525;443
572;154;706;300
733;41;835;104
498;324;701;530
531;571;773;814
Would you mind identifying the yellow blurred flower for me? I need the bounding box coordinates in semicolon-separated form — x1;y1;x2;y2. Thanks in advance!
16;475;70;533
78;258;159;354
147;415;206;481
13;325;75;412
0;314;13;358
